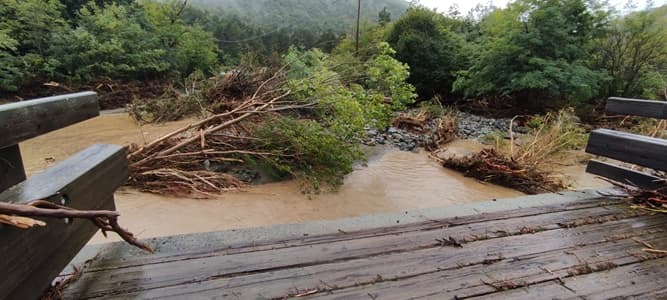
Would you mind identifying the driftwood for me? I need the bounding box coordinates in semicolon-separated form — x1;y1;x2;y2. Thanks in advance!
0;200;152;252
441;149;566;194
126;67;314;196
425;117;457;151
601;177;667;213
392;111;429;133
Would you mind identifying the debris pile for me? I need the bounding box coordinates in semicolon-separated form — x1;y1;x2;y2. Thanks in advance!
441;149;566;194
436;110;586;194
425;113;458;151
603;177;667;213
126;67;303;197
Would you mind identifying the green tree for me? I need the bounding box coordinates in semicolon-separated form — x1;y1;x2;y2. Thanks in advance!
0;0;67;90
386;7;467;99
0;29;21;91
49;3;169;81
141;0;219;75
378;7;391;25
454;0;607;105
594;6;667;99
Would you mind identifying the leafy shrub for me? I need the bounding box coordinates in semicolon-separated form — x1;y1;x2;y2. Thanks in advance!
286;43;416;136
387;7;467;99
254;116;363;192
453;0;607;105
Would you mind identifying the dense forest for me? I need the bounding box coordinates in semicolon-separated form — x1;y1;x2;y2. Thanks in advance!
187;0;409;33
1;0;664;108
0;0;412;101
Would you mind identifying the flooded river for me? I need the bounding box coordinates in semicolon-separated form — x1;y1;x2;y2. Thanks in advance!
19;113;605;243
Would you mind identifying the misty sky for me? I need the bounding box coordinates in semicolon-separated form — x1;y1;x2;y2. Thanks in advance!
419;0;663;15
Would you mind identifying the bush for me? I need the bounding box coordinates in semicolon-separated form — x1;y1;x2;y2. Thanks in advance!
286;43;416;135
254;116;363;192
387;7;467;99
453;0;607;105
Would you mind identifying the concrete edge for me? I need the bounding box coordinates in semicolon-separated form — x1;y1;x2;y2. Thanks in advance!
63;187;621;274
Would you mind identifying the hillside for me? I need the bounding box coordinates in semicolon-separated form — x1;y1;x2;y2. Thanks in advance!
189;0;410;33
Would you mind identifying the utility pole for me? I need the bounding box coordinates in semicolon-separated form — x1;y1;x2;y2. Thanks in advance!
355;0;361;56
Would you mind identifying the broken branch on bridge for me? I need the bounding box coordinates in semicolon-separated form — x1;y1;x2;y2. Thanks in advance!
601;176;667;213
0;200;153;252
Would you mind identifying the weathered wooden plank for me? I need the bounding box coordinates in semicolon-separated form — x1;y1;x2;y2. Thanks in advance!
0;145;26;191
586;159;665;190
606;97;667;119
91;215;667;300
0;91;98;148
0;144;127;300
64;207;656;299
286;231;667;300
68;196;619;275
82;202;630;274
586;129;667;171
474;258;667;300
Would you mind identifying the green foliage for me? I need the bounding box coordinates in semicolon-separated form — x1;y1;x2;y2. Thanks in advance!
481;131;508;148
0;0;219;92
594;6;667;99
254;116;364;192
453;0;608;104
0;0;67;90
0;29;21;91
378;7;392;25
526;116;545;129
286;42;415;135
417;99;445;118
387;7;468;99
49;3;170;81
364;42;417;111
188;0;409;33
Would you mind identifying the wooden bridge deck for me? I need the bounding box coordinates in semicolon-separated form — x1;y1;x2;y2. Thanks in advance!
62;189;667;299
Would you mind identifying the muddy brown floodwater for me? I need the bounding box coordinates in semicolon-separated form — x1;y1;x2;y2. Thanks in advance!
19;113;607;244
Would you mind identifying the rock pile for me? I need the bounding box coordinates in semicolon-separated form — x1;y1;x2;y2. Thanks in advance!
363;112;520;151
456;112;513;140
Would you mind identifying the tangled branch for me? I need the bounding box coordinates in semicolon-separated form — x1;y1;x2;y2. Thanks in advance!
601;177;667;213
126;67;318;196
0;200;153;252
441;149;566;194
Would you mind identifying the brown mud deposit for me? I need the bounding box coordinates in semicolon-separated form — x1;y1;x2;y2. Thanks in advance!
18;113;605;243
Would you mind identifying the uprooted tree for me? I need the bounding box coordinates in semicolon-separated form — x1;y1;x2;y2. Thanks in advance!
126;43;417;196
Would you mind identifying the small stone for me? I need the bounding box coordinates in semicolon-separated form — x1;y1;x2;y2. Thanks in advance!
387;127;399;134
